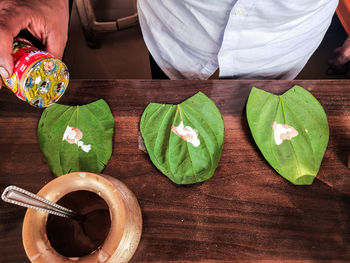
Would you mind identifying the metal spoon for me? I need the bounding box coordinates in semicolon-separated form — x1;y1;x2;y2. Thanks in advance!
1;185;82;220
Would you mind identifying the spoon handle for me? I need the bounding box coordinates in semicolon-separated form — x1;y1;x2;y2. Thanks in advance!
1;185;81;220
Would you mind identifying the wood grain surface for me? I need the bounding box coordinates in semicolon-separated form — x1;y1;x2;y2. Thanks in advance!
0;80;349;262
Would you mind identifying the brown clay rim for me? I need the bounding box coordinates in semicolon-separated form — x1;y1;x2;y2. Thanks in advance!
22;172;126;263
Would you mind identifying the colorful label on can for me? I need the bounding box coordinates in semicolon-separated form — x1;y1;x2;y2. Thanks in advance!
5;51;53;101
3;38;69;108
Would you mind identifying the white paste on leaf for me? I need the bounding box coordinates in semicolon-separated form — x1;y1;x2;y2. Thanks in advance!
272;121;298;145
171;121;200;147
62;126;91;152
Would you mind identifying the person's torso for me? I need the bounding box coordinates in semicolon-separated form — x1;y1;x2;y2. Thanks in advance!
138;0;339;79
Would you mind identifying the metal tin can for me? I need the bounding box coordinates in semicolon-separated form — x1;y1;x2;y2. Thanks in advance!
2;38;69;108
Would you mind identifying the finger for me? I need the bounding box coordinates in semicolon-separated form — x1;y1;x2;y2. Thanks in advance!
339;37;350;63
335;53;350;66
333;47;342;54
327;57;343;69
0;30;14;79
45;30;68;60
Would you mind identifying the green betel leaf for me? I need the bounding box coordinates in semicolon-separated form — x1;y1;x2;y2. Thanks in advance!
140;92;224;184
246;85;329;185
38;99;114;176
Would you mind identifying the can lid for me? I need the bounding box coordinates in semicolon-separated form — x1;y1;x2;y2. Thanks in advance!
21;57;69;108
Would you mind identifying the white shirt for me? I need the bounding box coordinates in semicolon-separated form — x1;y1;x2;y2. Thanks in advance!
137;0;339;80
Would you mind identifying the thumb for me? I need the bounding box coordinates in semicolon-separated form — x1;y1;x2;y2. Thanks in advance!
0;32;14;80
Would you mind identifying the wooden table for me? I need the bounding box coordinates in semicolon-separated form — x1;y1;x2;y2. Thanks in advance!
0;80;349;262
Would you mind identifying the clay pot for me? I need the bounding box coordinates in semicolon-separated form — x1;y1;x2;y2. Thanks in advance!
22;172;142;263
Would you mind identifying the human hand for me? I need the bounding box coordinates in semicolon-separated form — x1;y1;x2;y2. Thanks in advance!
0;0;69;86
327;36;350;77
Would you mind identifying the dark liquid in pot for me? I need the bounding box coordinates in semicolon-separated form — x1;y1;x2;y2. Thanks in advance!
46;191;111;257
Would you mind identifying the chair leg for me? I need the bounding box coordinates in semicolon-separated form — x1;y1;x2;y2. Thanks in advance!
75;0;99;47
75;0;139;47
